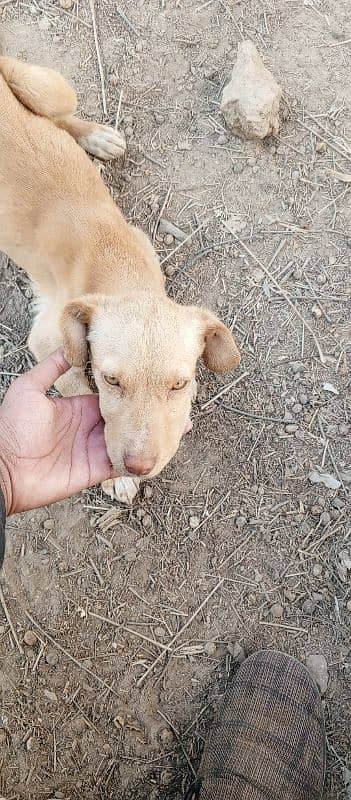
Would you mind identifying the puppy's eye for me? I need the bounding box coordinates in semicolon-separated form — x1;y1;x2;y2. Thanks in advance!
103;375;121;387
172;379;188;391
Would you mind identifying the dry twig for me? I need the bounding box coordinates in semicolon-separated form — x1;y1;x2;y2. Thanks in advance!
89;0;107;116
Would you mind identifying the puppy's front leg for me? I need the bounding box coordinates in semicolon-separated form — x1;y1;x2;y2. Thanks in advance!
57;115;126;161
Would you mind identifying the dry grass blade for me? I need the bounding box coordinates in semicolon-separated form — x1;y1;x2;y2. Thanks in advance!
25;610;119;697
201;371;249;410
137;579;224;686
0;585;24;655
223;223;327;365
89;0;107;116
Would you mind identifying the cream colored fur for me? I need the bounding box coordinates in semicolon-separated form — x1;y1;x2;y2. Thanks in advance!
0;57;241;503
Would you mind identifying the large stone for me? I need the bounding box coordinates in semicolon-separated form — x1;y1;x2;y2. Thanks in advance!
221;41;282;139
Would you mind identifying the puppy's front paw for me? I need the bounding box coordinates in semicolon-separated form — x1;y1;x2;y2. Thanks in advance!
79;125;126;161
101;476;140;505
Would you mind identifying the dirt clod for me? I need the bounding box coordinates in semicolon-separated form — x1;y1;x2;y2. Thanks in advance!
270;603;284;619
221;40;282;139
23;630;37;647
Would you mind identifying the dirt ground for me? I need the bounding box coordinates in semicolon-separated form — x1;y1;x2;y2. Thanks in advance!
0;0;350;797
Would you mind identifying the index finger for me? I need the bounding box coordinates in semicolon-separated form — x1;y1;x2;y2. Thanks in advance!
23;348;70;393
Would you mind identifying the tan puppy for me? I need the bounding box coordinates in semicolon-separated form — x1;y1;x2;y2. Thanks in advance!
0;57;241;503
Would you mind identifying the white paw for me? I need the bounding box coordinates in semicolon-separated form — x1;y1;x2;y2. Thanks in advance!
101;476;140;505
79;125;126;161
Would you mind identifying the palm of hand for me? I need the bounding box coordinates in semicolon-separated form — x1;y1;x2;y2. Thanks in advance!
0;351;116;514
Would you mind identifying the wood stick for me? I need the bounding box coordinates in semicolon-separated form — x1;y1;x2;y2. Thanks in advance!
89;0;107;116
0;585;24;655
201;371;249;410
223;223;327;365
25;610;119;697
137;578;224;686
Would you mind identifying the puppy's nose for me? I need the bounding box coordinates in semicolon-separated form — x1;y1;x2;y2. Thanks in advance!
123;454;156;476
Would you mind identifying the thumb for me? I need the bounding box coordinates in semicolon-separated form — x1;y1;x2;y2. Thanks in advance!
23;348;70;393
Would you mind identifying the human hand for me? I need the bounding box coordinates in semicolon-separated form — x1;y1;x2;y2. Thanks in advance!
0;349;117;514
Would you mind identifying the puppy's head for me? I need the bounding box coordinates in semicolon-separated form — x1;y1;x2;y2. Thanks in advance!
61;293;240;478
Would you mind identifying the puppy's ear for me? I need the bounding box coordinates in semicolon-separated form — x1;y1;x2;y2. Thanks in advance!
61;295;99;367
196;308;241;373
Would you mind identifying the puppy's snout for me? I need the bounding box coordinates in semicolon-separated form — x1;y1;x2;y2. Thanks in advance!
123;454;157;476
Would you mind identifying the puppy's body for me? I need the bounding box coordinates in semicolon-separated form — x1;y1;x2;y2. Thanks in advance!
0;58;240;503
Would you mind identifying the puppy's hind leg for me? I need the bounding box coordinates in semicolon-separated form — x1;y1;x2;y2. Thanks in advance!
0;56;77;119
56;115;126;162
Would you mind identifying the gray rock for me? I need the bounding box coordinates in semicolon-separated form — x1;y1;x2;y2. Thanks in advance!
306;654;328;694
221;41;282;139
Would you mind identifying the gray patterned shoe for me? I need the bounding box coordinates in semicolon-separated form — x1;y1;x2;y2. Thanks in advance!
186;650;325;800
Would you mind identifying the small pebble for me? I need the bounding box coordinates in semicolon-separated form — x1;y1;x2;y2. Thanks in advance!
142;513;152;529
247;593;257;606
270;603;283;619
113;714;125;729
292;403;302;414
291;361;304;374
204;641;217;656
316;273;326;285
154;112;165;125
136;507;146;520
164;233;174;246
312;304;322;319
313;564;323;577
315;141;327;154
43;518;54;531
23;630;37;647
189;515;200;529
302;599;316;614
123;115;134;126
331;497;344;510
165;264;175;277
0;729;7;744
71;715;86;734
178;139;191;151
236;515;247;529
284;589;296;602
227;642;245;663
38;15;50;29
293;268;302;280
232;162;244;174
217;133;228;145
125;549;137;563
311;505;323;517
319;511;331;527
285;424;298;434
46;650;58;666
306;654;328;694
124;126;134;138
160;770;173;787
43;690;58;703
299;393;308;405
159;728;173;745
144;485;153;500
154;626;165;638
